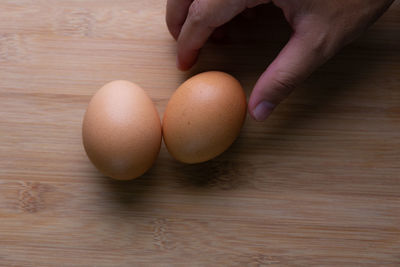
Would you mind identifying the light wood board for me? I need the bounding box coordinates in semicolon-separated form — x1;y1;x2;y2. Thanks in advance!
1;1;400;266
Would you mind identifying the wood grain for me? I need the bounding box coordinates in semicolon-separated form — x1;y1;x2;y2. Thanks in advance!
1;1;400;266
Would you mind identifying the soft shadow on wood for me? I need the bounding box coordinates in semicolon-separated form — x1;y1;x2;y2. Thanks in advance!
171;150;254;190
100;164;158;205
169;121;256;189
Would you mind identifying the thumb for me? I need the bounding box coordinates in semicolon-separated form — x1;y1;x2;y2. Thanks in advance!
248;31;331;121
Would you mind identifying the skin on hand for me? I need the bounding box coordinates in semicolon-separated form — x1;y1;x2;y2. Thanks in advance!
166;0;395;121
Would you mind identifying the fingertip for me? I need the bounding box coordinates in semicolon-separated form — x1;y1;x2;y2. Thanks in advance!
166;13;183;40
165;16;179;41
176;57;187;71
170;28;180;41
176;56;195;71
177;47;199;71
166;0;192;41
249;100;275;121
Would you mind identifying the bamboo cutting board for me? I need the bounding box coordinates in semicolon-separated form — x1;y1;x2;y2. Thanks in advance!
1;1;400;266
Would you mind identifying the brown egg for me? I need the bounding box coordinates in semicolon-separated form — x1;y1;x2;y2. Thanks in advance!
162;71;247;164
82;80;161;180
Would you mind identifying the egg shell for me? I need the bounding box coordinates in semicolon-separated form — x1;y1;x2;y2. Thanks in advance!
82;80;161;180
162;71;247;164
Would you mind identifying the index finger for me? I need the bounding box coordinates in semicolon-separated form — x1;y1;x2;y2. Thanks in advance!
176;5;215;70
166;0;193;40
177;0;244;70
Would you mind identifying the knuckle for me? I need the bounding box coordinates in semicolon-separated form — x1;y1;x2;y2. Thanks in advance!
297;24;336;61
270;71;296;101
309;32;333;61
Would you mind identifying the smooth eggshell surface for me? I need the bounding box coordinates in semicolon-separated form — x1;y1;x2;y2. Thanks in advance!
162;71;247;164
82;80;161;180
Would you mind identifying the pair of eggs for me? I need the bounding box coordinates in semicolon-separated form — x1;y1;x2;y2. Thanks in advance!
82;71;247;180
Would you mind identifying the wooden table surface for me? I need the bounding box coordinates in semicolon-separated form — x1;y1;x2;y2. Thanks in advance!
1;1;399;266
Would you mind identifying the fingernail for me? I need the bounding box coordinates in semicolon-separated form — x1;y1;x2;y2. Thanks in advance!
252;101;275;121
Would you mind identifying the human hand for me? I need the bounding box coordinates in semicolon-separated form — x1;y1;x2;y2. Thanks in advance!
166;0;394;121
